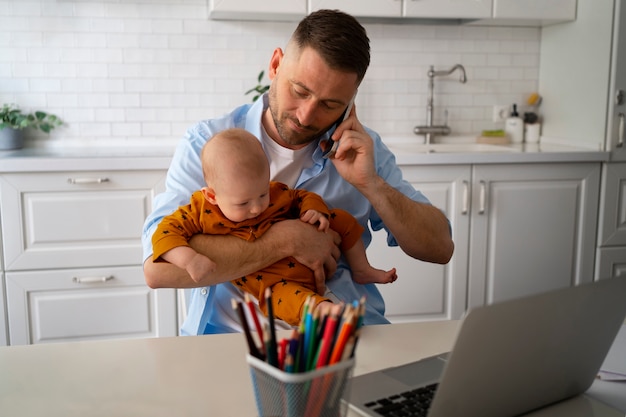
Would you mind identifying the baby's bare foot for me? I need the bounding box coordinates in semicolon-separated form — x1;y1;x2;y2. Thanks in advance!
353;267;397;285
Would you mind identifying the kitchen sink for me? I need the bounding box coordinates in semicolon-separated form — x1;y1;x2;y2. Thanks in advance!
387;143;519;154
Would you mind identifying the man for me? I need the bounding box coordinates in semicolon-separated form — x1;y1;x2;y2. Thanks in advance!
142;9;454;335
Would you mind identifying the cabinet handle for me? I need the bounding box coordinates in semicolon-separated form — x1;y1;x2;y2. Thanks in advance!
67;177;110;184
461;180;469;215
618;113;624;148
73;276;114;284
478;180;487;215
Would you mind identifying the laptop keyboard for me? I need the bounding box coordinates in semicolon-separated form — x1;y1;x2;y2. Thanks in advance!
364;383;439;417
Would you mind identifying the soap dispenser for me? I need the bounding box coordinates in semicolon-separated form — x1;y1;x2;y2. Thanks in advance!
505;104;524;144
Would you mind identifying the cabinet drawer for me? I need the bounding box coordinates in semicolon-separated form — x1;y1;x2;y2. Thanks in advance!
6;266;176;345
0;171;166;270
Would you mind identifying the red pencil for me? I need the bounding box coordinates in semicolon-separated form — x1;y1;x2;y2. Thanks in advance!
244;293;265;355
315;304;342;369
329;309;355;365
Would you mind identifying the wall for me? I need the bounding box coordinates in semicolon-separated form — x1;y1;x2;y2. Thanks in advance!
539;0;614;149
0;0;541;148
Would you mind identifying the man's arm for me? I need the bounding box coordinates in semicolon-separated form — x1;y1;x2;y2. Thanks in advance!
330;106;454;264
144;219;341;293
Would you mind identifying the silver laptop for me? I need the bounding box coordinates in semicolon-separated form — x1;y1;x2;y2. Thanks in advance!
346;277;626;417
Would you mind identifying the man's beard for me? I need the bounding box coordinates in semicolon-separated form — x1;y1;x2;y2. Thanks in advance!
267;87;329;147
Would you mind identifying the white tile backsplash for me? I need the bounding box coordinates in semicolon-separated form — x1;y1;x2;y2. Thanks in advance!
0;0;540;147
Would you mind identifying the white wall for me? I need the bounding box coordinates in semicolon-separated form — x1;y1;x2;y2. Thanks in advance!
0;0;541;148
539;0;614;149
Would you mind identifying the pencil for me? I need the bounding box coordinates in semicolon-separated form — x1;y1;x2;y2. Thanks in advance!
329;309;355;365
315;304;341;369
231;298;262;359
244;293;265;355
264;288;279;367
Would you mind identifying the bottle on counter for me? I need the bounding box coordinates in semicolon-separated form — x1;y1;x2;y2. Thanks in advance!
524;111;541;144
505;104;524;144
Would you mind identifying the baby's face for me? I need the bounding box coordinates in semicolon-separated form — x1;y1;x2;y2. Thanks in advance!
213;175;271;223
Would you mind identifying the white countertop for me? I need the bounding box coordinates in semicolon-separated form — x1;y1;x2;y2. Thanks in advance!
0;140;610;173
0;320;623;417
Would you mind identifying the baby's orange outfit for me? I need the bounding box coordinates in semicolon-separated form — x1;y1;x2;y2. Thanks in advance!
153;181;363;325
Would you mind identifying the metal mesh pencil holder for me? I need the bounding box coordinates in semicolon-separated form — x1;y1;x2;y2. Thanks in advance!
247;354;355;417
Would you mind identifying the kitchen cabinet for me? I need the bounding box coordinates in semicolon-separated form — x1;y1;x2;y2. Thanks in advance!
0;232;6;346
208;0;306;21
368;162;600;322
606;0;626;158
0;170;177;345
595;163;626;279
367;165;470;322
487;0;577;25
211;0;575;24
309;0;491;19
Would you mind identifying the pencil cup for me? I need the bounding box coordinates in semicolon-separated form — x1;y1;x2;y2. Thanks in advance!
247;354;355;417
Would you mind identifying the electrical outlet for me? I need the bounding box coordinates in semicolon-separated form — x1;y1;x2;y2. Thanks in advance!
492;105;509;123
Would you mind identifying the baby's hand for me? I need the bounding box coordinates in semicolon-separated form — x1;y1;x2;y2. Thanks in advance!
300;209;330;232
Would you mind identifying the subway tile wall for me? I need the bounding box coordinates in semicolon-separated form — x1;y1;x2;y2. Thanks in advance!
0;0;540;147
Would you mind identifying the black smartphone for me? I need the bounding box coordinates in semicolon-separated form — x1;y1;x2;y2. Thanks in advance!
322;96;355;159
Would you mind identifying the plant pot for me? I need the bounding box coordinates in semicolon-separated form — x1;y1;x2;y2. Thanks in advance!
0;128;24;150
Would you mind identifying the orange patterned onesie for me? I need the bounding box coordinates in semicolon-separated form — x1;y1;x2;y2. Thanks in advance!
153;181;363;325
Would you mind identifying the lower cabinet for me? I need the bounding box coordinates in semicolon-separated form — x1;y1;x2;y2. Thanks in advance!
595;162;626;279
6;267;176;345
368;162;601;322
0;272;7;346
0;168;177;345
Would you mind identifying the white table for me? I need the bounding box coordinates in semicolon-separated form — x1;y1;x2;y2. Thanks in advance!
0;321;623;417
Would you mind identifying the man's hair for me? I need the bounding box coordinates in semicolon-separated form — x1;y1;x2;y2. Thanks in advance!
291;9;370;83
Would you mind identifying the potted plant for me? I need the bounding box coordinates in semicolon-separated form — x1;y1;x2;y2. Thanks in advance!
245;70;270;102
0;104;63;150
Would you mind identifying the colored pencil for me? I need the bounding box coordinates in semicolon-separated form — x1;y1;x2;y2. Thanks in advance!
231;298;262;359
264;288;279;367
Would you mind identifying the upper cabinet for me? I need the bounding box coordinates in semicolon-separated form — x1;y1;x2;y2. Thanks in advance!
478;0;577;25
309;0;491;19
208;0;307;21
403;0;492;19
310;0;400;18
209;0;576;26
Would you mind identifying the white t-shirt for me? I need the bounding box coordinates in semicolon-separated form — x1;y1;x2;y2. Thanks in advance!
261;127;316;188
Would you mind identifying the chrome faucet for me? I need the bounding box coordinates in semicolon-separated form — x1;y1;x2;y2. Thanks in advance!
414;64;467;145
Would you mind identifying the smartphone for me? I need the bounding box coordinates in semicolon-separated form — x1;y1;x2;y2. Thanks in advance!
322;95;355;159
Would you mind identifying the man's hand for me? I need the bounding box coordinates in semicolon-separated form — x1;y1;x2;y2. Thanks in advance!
328;104;377;191
267;219;341;295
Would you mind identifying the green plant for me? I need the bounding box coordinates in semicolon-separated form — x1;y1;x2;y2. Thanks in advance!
0;104;63;133
245;70;270;102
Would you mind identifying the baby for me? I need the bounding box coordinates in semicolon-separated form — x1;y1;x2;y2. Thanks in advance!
152;128;396;325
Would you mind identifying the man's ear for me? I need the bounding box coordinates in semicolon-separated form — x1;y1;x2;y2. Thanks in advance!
268;47;283;80
201;187;217;205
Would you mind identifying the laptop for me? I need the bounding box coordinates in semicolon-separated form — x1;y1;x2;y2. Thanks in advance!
346;277;626;417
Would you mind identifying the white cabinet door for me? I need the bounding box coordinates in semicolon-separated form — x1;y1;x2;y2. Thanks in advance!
607;0;626;157
309;0;401;18
597;163;626;246
404;0;492;19
0;171;166;271
0;272;7;346
467;163;600;308
209;0;306;20
367;165;470;322
493;0;576;20
6;267;176;345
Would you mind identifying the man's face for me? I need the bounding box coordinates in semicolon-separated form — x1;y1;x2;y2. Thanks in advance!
265;46;359;149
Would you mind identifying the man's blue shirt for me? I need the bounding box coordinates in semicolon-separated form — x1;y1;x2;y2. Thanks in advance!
142;95;434;335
